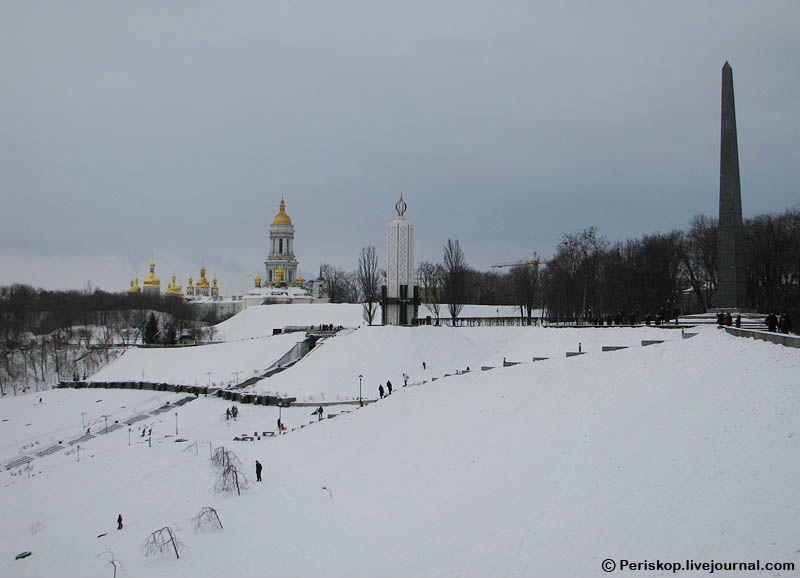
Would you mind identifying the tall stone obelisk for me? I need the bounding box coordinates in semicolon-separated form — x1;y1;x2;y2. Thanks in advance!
382;195;418;325
717;61;746;309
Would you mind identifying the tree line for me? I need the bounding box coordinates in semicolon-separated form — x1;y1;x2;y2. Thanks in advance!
329;207;799;326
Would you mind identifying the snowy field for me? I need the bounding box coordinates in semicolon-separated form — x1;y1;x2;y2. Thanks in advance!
2;322;799;577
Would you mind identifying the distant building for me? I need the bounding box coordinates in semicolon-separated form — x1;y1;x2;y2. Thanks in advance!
265;198;299;286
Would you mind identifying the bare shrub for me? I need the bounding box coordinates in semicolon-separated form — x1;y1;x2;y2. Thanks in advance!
192;506;223;533
141;527;183;559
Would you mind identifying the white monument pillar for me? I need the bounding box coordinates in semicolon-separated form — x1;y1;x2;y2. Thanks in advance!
383;195;417;325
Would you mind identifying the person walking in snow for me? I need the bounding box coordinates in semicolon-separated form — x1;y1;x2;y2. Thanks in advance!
402;373;409;387
226;408;231;420
422;361;426;370
316;406;324;421
255;460;263;482
378;384;385;399
386;380;393;395
117;514;123;530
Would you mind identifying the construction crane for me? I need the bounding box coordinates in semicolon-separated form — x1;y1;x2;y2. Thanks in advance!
491;251;550;269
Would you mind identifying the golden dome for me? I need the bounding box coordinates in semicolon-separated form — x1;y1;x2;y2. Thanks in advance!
186;276;194;290
254;274;262;288
196;266;210;289
272;199;292;226
165;275;184;297
143;261;160;287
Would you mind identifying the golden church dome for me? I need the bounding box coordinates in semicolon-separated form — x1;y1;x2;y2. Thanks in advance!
143;261;160;287
196;266;210;289
165;275;184;297
272;199;292;226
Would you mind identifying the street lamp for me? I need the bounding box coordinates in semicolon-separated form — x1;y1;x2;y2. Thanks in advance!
103;414;109;435
175;412;178;435
206;372;211;388
232;371;241;384
358;374;363;407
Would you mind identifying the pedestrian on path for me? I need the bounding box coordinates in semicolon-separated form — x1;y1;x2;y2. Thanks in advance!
378;384;385;399
255;460;263;482
117;514;123;530
386;380;393;395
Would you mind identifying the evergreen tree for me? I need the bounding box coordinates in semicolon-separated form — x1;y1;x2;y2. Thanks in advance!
143;312;160;344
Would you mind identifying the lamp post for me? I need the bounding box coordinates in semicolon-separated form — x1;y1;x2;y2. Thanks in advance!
358;374;363;407
103;415;109;434
128;427;131;446
232;371;241;385
206;372;211;388
175;412;178;435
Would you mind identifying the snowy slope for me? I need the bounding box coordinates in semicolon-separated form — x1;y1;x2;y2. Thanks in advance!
252;325;682;401
2;326;799;578
88;333;303;386
250;325;491;400
213;304;364;341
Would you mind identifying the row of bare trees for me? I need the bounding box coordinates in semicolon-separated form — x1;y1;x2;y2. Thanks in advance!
415;207;799;325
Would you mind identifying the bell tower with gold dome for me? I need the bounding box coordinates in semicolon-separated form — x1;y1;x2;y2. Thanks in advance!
265;197;299;285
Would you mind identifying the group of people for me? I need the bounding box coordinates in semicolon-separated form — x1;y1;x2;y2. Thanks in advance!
378;380;393;398
765;312;793;334
716;312;742;327
377;362;429;398
316;324;342;332
225;405;239;420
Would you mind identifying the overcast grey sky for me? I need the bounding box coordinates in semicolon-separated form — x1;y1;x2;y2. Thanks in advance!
1;1;798;293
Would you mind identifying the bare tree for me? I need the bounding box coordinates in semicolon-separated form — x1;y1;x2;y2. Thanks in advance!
192;506;224;532
417;262;443;322
141;527;183;559
215;463;251;495
679;215;718;312
320;264;347;303
357;246;381;324
97;550;123;578
442;239;468;324
509;263;539;325
211;446;250;495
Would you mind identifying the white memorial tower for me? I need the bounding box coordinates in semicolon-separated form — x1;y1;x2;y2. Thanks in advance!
382;195;418;325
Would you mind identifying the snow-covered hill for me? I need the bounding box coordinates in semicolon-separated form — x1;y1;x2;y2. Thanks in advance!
213;303;364;341
88;333;304;387
2;326;799;577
